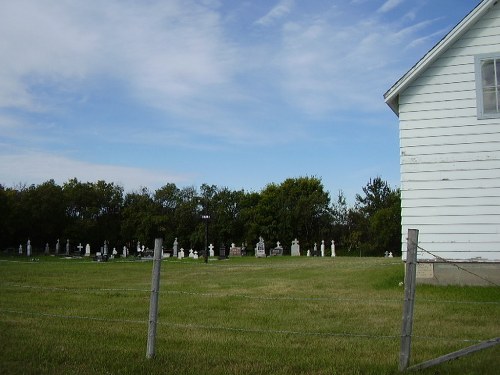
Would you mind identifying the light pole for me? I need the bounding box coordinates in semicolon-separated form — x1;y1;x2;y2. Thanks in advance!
201;214;210;263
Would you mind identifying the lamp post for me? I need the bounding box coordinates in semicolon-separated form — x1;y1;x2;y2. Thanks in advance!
201;214;210;263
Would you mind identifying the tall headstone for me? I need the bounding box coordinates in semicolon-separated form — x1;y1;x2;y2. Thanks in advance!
26;240;32;257
320;240;325;257
173;238;178;258
331;240;336;257
255;236;266;258
291;239;300;256
65;239;70;256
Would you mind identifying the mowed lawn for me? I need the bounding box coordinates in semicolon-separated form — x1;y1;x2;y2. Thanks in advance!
0;255;499;374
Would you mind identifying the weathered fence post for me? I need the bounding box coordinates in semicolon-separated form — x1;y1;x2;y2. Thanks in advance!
146;238;163;359
399;229;418;371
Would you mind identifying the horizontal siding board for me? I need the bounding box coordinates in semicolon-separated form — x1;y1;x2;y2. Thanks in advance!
402;205;500;217
401;150;500;163
402;214;500;225
401;123;498;138
401;188;500;200
400;223;500;235
398;90;476;106
399;98;476;112
401;132;500;147
399;107;477;121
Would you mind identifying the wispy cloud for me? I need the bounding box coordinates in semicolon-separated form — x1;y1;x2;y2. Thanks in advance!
0;150;189;192
378;0;404;13
255;0;294;26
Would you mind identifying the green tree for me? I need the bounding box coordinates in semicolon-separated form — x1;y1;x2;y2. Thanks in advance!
354;177;401;256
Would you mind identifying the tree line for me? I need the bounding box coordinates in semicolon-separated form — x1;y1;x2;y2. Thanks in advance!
0;176;401;256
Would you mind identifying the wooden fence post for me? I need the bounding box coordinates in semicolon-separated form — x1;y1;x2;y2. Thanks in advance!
146;238;163;359
399;229;418;371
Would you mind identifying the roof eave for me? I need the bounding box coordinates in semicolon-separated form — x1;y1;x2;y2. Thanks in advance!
384;0;497;117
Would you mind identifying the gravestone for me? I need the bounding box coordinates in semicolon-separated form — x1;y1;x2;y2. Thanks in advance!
255;236;266;258
219;245;227;260
85;244;91;257
173;238;178;258
45;243;50;255
209;243;215;257
331;240;336;257
320;240;325;257
65;239;70;256
229;242;242;256
291;238;300;256
270;241;283;256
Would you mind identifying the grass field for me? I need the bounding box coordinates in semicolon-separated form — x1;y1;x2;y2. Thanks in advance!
1;255;499;374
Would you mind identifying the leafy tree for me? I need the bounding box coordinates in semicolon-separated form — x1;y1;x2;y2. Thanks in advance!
354;177;401;256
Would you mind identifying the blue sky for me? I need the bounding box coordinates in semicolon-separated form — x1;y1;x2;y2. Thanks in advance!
0;0;481;203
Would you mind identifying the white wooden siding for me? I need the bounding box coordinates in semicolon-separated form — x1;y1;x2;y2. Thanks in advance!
399;3;500;261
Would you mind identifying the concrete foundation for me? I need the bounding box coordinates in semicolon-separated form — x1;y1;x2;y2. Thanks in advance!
415;261;500;286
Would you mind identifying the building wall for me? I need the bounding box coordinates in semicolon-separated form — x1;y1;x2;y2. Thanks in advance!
398;3;500;263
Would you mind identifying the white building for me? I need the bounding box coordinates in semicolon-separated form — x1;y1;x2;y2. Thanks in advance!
384;0;500;285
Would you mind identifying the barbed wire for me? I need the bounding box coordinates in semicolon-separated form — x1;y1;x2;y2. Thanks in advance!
0;307;488;344
416;244;500;287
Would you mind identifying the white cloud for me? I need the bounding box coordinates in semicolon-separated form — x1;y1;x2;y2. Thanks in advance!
378;0;404;13
0;151;189;192
255;0;294;26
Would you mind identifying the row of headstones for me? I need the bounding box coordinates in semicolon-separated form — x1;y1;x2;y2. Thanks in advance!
17;239;137;259
255;237;337;258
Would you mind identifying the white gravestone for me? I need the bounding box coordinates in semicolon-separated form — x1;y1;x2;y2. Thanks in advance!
331;240;336;257
255;236;266;258
173;238;178;258
65;239;70;256
291;239;300;256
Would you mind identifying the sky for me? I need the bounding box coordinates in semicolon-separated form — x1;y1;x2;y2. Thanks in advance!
0;0;482;203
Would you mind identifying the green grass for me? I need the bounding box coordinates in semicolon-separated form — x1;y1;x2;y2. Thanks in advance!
0;255;499;374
